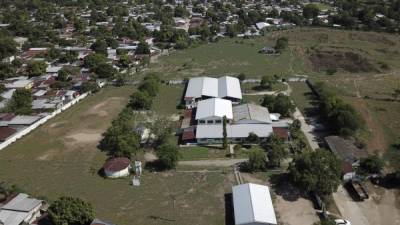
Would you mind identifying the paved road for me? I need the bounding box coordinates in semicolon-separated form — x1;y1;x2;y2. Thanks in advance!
179;158;247;167
333;186;371;225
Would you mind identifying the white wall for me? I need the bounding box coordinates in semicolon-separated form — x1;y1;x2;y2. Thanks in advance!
0;93;89;151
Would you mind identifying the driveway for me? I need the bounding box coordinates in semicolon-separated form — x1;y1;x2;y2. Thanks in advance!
333;185;371;225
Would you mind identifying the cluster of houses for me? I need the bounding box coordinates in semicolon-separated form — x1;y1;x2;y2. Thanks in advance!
180;76;289;145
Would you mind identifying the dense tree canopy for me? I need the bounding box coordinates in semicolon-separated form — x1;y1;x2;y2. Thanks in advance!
48;196;94;225
156;143;181;169
0;35;17;60
289;149;341;196
248;148;267;172
6;89;32;115
26;60;46;77
262;93;295;117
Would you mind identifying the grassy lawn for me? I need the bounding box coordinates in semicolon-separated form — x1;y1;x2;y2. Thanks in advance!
152;84;184;116
0;85;237;225
179;146;229;160
289;81;315;115
242;94;264;104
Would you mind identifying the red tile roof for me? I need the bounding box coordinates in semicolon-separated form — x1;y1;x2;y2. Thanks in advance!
182;128;195;141
103;157;131;172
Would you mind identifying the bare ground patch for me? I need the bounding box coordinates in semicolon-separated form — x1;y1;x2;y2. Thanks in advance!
85;97;125;117
309;50;378;73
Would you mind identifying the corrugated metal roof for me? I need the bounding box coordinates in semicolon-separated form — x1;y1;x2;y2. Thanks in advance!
185;76;242;100
218;76;242;99
196;124;273;139
0;210;29;225
1;193;42;212
8;116;41;125
195;98;233;120
232;183;277;225
233;104;271;123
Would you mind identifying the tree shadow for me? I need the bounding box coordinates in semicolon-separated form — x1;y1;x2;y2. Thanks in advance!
148;215;175;222
269;173;303;202
224;193;235;225
144;160;167;172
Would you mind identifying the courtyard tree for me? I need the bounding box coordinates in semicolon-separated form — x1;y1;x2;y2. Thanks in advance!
246;132;259;143
94;63;116;79
0;35;17;60
289;149;341;196
260;75;276;90
248;148;267;172
48;196;94;225
262;134;288;167
83;53;107;69
135;41;150;55
262;93;295;117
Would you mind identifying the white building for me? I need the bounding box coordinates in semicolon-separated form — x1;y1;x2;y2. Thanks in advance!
232;183;277;225
196;124;273;144
195;98;233;124
0;193;43;225
184;76;242;107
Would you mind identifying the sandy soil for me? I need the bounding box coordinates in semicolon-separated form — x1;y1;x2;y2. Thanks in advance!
85;97;125;117
275;196;320;225
66;131;102;144
333;183;400;225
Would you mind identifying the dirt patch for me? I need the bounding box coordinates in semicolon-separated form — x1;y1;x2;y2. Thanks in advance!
85;97;125;117
352;98;387;154
36;149;57;161
275;195;319;225
66;132;102;144
309;50;377;73
49;121;66;128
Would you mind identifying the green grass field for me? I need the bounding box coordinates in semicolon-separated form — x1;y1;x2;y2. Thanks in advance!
152;84;184;116
0;86;236;225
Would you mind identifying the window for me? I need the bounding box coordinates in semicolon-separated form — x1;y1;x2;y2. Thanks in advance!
207;120;213;124
199;120;205;124
215;120;222;124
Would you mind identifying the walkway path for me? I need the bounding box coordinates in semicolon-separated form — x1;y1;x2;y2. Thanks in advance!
179;158;247;167
292;107;320;150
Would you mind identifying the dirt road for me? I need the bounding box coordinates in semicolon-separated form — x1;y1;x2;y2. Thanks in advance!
179;158;247;167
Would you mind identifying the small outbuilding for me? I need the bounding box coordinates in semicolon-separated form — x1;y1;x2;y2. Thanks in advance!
232;183;277;225
103;157;131;178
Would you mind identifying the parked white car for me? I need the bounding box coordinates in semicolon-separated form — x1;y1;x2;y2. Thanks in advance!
335;219;351;225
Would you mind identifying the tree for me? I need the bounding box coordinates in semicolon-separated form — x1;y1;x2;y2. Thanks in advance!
119;54;131;68
246;132;259;143
101;109;141;157
237;73;246;82
94;63;116;79
156;143;181;169
0;35;17;60
262;94;295;117
138;79;159;97
83;53;107;69
260;75;276;90
26;61;46;77
274;37;289;53
48;196;94;225
303;4;320;19
222;116;228;149
248;148;267;172
263;134;288;167
135;41;150;55
80;82;99;93
289;149;341;196
90;39;108;55
57;69;69;82
359;155;384;175
6;89;32;115
129;91;152;110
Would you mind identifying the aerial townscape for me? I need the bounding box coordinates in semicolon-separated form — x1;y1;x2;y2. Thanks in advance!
0;0;400;225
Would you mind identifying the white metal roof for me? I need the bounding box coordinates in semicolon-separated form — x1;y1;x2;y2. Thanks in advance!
232;183;277;225
196;124;273;139
8;116;41;125
218;76;242;100
0;210;29;225
185;76;242;100
1;193;42;212
195;98;233;120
